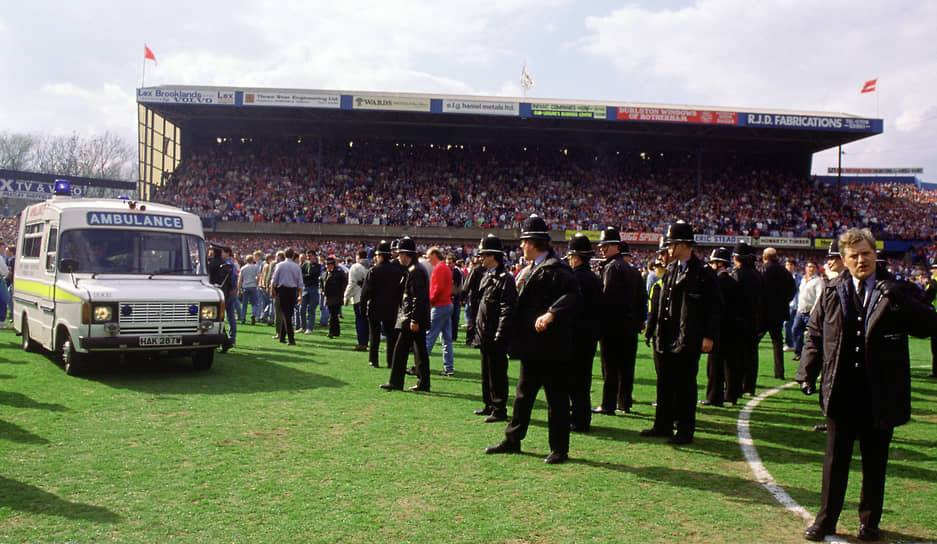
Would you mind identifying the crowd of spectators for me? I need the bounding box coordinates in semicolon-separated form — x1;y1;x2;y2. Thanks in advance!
151;139;937;241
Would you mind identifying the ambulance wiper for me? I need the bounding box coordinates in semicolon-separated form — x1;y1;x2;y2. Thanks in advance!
149;268;192;278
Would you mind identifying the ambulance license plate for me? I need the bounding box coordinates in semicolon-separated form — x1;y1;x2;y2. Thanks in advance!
139;335;183;347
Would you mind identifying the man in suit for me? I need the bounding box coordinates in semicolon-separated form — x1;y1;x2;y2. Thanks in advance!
361;240;404;368
702;247;742;407
796;228;937;542
760;247;797;379
321;256;348;339
641;220;721;445
381;237;432;392
484;215;581;464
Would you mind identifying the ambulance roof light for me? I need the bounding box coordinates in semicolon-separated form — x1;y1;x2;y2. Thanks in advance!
53;179;71;196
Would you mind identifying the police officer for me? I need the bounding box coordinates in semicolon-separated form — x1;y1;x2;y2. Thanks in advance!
380;237;432;392
732;241;763;396
462;254;485;346
361;240;405;368
565;233;602;432
485;215;581;464
702;247;742;406
593;227;646;415
207;244;236;353
469;235;517;422
642;221;721;444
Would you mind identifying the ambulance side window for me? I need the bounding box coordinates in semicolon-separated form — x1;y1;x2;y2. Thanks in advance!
22;223;44;259
45;227;58;272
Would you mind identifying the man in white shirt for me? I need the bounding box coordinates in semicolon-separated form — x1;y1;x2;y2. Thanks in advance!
791;261;822;361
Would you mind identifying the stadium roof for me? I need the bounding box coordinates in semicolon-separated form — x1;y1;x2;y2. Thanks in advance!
137;85;883;154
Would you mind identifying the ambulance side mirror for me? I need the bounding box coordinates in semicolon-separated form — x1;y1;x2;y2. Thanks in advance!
60;259;79;274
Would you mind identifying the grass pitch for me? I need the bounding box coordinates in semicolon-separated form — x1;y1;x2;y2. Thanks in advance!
1;316;935;543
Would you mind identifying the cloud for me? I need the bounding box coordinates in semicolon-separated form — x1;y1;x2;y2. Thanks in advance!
577;0;937;176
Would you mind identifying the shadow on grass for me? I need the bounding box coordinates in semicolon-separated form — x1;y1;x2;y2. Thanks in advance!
68;351;348;395
0;475;121;522
0;390;68;411
0;419;49;444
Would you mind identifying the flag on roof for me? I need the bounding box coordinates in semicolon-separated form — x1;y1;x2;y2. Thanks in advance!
860;78;877;93
144;45;157;66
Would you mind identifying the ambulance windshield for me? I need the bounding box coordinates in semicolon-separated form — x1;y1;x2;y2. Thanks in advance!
59;229;207;275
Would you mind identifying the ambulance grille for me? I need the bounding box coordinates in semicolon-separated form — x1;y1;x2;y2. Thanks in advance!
118;302;200;325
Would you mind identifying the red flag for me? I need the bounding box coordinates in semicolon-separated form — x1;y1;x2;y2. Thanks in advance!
860;78;877;93
144;45;157;66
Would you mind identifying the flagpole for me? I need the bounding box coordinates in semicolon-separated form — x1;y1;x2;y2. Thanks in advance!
142;44;147;88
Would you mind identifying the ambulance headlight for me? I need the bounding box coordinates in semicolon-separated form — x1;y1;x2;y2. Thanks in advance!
92;303;117;323
200;303;219;321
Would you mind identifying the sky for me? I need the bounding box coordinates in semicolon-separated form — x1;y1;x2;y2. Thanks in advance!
2;0;936;181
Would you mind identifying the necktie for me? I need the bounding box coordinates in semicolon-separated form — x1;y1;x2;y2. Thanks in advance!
858;280;866;309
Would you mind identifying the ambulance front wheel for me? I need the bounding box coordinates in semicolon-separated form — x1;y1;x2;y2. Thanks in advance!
61;335;86;376
21;318;39;353
193;348;214;371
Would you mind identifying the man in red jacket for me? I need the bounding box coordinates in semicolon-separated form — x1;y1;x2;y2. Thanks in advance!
425;247;455;375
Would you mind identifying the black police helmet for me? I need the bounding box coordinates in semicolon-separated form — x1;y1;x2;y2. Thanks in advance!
709;247;731;263
664;220;694;245
565;233;594;258
376;240;392;256
596;226;622;246
478;234;504;255
519;214;551;241
397;236;419;255
732;241;755;258
827;238;840;258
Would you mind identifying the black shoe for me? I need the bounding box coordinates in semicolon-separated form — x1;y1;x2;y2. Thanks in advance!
667;434;693;445
813;424;828;432
279;339;287;344
405;366;417;376
544;451;568;464
484;440;520;455
591;406;615;415
408;385;430;392
857;524;880;542
803;523;833;542
251;317;256;325
474;407;493;416
484;413;507;423
368;362;379;368
792;355;801;361
288;341;296;345
379;383;402;391
220;343;232;354
439;369;454;377
639;427;671;438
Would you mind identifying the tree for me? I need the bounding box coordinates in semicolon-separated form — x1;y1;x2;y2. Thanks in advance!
32;131;134;180
0;132;38;171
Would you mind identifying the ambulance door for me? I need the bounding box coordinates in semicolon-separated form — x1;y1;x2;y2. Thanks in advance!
36;224;58;347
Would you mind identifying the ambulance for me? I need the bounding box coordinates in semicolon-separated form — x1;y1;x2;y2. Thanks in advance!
12;180;227;375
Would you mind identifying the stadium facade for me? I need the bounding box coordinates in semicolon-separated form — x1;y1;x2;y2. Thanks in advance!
136;85;884;250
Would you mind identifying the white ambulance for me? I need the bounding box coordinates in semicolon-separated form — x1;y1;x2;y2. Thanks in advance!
12;180;226;375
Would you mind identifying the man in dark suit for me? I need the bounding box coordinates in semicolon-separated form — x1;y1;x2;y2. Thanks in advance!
321;256;348;339
760;247;797;379
593;227;646;415
380;237;431;392
641;220;721;445
361;240;404;368
796;228;937;542
484;215;581;464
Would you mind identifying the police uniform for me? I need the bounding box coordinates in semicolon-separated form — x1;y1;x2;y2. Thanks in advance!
485;215;581;463
381;237;432;391
361;240;405;368
565;233;602;431
731;242;764;395
703;247;742;406
643;221;721;444
469;235;517;421
594;228;646;415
